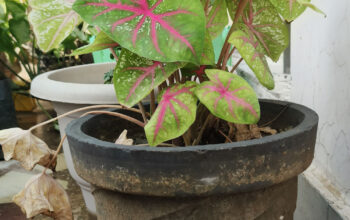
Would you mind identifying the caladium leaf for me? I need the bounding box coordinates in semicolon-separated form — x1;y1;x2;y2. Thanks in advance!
73;0;206;64
71;31;119;56
229;29;274;89
200;32;215;65
28;0;82;52
145;82;198;146
195;69;260;124
114;49;183;107
269;0;307;22
228;0;289;62
202;0;228;39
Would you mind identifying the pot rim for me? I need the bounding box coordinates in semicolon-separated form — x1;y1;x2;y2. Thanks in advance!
30;63;118;104
66;99;319;152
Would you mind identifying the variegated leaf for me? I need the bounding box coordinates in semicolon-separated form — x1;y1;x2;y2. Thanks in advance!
202;0;228;39
195;69;260;124
71;31;119;56
228;0;289;62
200;32;215;65
73;0;206;64
28;0;82;52
269;0;307;22
145;82;198;146
229;29;274;89
114;49;183;107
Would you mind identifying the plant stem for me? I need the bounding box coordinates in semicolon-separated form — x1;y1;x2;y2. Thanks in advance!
138;101;148;123
217;0;249;69
192;114;212;145
204;0;210;15
81;111;145;127
109;48;118;61
150;89;156;115
28;105;142;132
218;130;232;143
42;135;66;174
230;57;243;73
0;58;30;85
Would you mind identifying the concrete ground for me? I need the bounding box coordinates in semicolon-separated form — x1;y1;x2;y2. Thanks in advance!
0;105;91;219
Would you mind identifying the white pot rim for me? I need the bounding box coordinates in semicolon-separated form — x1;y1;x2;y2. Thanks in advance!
31;63;118;104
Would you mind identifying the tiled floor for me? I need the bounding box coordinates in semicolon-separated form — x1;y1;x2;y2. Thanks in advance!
0;106;90;219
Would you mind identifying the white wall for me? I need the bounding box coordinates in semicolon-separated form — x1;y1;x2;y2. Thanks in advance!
291;0;350;216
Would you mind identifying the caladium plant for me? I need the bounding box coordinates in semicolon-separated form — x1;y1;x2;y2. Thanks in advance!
28;0;322;146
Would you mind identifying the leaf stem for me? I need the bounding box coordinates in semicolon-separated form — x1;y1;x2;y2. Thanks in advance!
42;135;66;175
28;105;142;132
230;57;243;73
81;111;145;127
150;89;156;115
217;0;249;69
192;114;212;146
218;130;232;143
109;48;118;61
0;59;30;85
138;101;148;123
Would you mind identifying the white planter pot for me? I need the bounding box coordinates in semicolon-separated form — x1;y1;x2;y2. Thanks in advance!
31;63;118;215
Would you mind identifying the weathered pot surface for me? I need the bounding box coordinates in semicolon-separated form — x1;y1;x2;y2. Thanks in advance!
66;99;318;197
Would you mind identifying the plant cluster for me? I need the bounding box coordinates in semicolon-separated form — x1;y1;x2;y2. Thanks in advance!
28;0;322;147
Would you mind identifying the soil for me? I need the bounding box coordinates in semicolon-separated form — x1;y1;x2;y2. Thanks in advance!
83;107;289;147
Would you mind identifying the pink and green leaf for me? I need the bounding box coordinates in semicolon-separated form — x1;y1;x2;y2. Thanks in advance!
268;0;308;22
73;0;206;64
200;32;215;65
195;69;260;124
145;82;198;146
229;29;274;89
28;0;82;52
114;49;183;107
71;31;119;56
202;0;229;39
229;0;289;62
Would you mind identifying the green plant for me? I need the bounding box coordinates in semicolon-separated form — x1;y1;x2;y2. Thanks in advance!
28;0;323;147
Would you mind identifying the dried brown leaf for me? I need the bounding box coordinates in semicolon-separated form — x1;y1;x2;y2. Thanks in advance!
259;126;278;135
13;173;72;220
115;129;133;145
0;127;56;170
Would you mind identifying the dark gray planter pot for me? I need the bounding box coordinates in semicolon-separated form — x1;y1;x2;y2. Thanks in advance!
0;79;17;160
66;99;318;219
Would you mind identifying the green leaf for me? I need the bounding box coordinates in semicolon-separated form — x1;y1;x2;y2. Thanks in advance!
28;0;82;52
73;0;206;64
297;0;326;17
269;0;307;22
71;31;118;56
229;30;274;89
239;0;289;62
6;0;26;19
145;82;198;146
195;69;260;124
204;0;228;39
114;49;183;107
0;27;14;53
9;18;31;44
200;32;215;65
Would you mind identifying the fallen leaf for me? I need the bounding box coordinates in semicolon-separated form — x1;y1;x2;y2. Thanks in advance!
259;126;278;135
115;129;133;145
13;173;72;220
0;127;56;170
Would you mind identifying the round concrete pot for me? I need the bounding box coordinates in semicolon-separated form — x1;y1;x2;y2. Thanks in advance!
30;63;118;215
66;99;319;219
